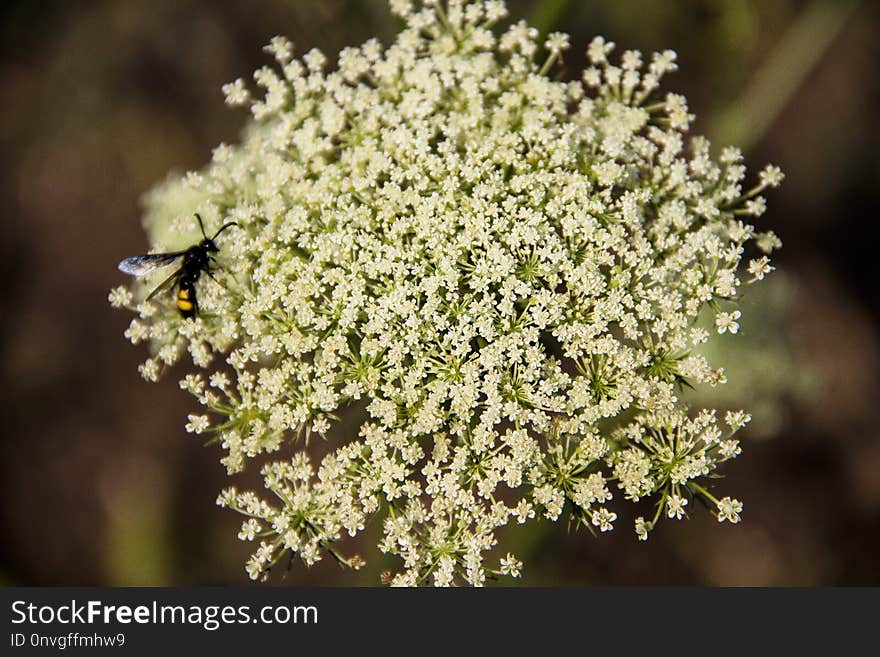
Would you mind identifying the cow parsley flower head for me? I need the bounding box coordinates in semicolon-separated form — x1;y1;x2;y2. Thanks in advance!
113;0;782;585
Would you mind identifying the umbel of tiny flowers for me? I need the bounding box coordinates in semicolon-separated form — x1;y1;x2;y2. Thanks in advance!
110;0;782;586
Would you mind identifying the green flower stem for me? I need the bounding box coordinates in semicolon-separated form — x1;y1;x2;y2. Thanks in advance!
712;0;860;149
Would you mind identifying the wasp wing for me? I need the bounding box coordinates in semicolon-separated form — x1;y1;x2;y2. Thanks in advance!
145;269;181;302
118;252;185;276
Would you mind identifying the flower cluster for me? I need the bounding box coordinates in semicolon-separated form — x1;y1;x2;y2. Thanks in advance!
112;0;782;585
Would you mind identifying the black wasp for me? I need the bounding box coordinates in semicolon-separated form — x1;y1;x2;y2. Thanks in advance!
118;214;237;318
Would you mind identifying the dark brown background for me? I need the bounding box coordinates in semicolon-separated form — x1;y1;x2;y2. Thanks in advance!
1;0;878;586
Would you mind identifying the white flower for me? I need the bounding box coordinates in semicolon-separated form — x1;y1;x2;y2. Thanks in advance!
389;0;412;17
715;310;742;335
264;36;293;64
302;48;326;73
747;257;774;281
592;508;617;532
756;231;783;254
587;36;614;64
759;164;785;188
485;1;507;21
744;197;767;217
221;78;250;106
513;499;535;524
545;32;570;55
137;358;160;383
716;497;743;523
185;414;210;434
724;410;751;431
108;285;133;308
115;0;781;586
718;439;742;459
500;553;522;577
666;494;688;520
209;372;230;389
237;518;261;541
691;328;710;345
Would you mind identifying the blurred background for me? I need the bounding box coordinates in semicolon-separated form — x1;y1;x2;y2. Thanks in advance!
1;0;878;586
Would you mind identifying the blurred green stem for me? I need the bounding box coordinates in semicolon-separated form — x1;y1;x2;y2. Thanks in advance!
712;0;860;150
529;0;573;36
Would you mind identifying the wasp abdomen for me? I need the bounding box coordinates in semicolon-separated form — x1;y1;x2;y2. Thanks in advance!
176;283;197;318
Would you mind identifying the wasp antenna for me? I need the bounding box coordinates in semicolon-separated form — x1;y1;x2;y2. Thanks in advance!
211;222;239;240
195;213;209;240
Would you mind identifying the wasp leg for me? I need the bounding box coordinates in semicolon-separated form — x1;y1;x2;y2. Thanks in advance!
205;256;222;281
